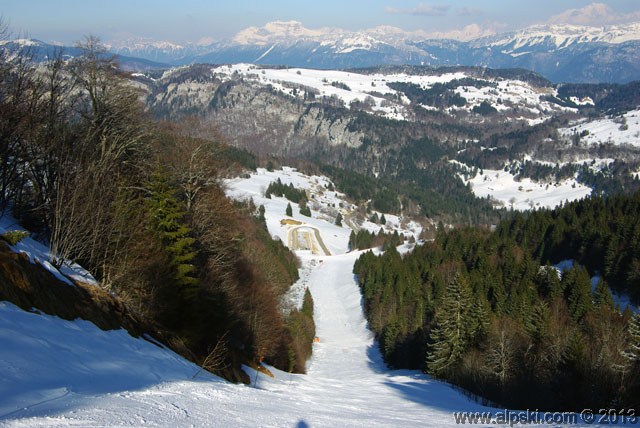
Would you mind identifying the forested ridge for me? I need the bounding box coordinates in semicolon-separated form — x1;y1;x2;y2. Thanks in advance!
354;193;640;410
146;60;640;227
0;35;314;381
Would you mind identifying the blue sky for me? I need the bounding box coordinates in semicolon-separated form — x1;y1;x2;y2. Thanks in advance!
2;1;640;44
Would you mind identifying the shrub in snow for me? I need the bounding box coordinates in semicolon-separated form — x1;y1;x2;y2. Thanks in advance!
1;230;30;246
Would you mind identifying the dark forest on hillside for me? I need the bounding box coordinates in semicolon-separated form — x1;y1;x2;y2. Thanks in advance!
354;193;640;410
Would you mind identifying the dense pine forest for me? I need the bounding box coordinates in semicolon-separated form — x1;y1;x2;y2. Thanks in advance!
0;36;314;381
354;193;640;410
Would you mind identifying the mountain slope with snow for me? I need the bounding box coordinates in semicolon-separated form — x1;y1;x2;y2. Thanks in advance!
154;62;570;126
559;109;640;147
7;20;640;81
457;165;592;211
480;22;640;53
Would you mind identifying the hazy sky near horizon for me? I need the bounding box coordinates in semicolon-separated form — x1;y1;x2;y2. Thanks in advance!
2;0;640;44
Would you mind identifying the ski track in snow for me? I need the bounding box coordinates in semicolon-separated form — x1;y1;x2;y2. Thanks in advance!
0;253;491;428
0;168;625;427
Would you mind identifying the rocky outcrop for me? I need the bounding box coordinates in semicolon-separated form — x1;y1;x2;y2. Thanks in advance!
145;73;364;156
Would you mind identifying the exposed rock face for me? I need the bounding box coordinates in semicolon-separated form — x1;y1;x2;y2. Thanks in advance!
146;71;365;157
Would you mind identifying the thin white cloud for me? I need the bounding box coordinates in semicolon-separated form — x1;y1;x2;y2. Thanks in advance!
548;2;640;26
456;7;483;17
385;3;451;17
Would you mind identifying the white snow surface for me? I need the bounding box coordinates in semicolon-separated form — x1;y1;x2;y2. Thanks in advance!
456;164;592;211
487;23;640;53
224;167;423;256
560;109;640;148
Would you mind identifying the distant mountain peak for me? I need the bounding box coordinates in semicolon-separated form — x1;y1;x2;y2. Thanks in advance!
232;20;338;45
105;37;185;51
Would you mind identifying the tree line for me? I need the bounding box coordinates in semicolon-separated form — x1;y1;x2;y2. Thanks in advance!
353;192;640;411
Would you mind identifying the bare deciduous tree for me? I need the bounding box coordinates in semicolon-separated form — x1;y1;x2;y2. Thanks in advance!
193;332;229;378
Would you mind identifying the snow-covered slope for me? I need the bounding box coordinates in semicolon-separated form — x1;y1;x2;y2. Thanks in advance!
0;167;489;427
0;251;500;427
102;20;640;63
232;20;339;46
0;214;96;286
224;167;423;250
454;163;592;211
225;167;352;254
213;63;568;122
560;109;640;147
482;22;640;55
103;19;640;83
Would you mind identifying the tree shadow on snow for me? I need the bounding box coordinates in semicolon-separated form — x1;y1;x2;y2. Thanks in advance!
0;303;225;421
365;343;388;374
381;373;494;413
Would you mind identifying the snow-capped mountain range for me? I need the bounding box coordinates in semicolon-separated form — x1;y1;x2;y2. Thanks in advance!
480;22;640;50
6;20;640;83
109;20;640;83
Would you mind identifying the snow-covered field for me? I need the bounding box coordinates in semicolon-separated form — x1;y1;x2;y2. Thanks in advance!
214;64;570;122
357;212;423;239
224;167;422;253
560;109;640;147
225;167;352;255
456;165;591;211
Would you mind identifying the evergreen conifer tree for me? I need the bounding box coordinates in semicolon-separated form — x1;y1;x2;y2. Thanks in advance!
146;168;198;288
593;279;615;310
527;301;551;345
565;265;593;321
426;273;473;377
299;200;311;217
623;313;640;364
537;264;563;299
468;294;491;344
286;202;292;217
349;230;356;250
